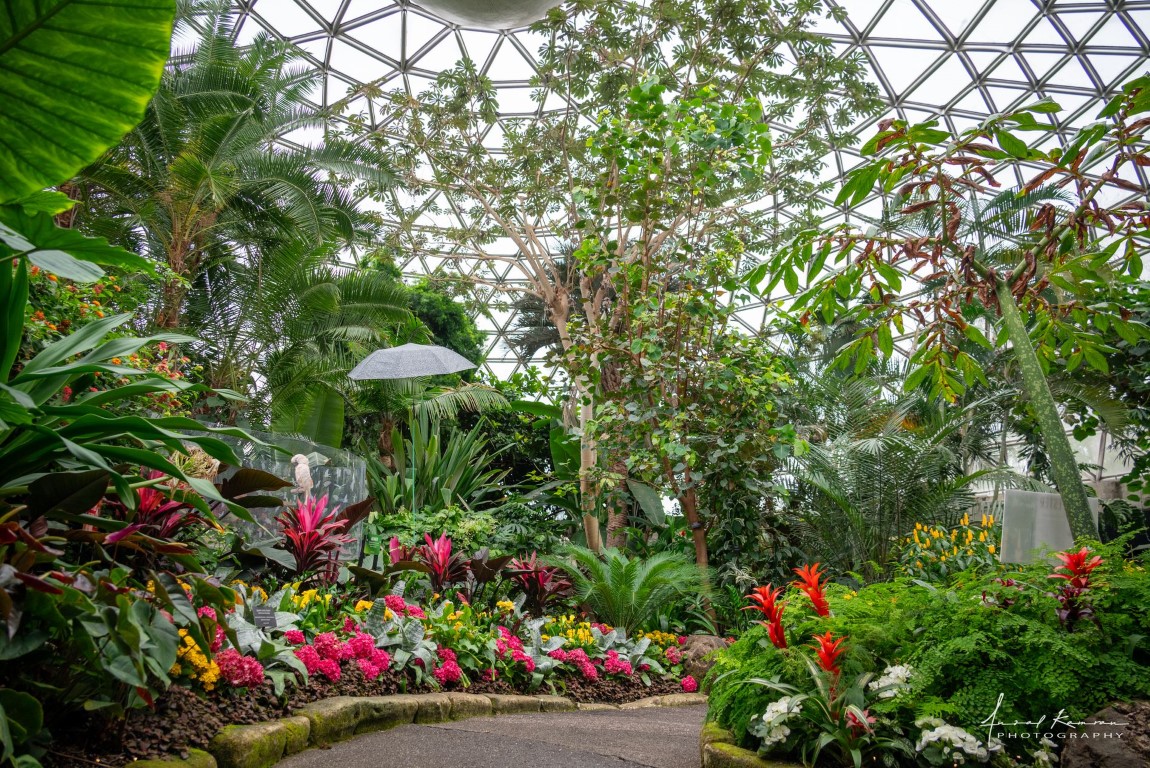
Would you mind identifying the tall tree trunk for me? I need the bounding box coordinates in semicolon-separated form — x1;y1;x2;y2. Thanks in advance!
679;484;717;624
995;278;1096;539
605;457;630;549
578;398;602;552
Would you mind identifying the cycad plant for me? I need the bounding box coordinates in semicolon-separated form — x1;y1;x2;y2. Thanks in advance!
554;546;708;635
782;365;1030;579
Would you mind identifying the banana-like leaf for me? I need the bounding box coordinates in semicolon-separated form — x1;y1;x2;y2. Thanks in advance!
27;470;108;516
0;0;176;202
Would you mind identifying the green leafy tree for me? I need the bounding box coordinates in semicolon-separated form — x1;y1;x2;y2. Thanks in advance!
760;82;1150;538
348;0;880;550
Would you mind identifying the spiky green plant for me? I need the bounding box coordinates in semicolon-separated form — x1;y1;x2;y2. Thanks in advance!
553;546;709;634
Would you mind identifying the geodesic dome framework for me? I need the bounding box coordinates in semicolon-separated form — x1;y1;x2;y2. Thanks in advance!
221;0;1149;483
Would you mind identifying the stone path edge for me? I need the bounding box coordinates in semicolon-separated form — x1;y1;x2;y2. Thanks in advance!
698;722;801;768
129;691;710;768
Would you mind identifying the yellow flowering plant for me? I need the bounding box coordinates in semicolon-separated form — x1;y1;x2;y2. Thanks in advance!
897;513;1001;581
541;614;599;653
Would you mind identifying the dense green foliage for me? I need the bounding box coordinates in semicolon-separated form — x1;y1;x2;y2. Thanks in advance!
708;548;1150;753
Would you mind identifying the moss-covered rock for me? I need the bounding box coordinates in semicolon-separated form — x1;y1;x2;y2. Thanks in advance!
488;694;543;714
355;695;419;733
447;693;492;720
535;695;576;712
295;697;363;744
129;749;217;768
280;717;310;755
413;693;453;723
658;692;708;707
209;722;296;768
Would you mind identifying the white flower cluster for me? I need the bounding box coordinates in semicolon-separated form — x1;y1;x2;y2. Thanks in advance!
868;664;913;699
1030;737;1059;767
915;717;1001;764
753;696;804;749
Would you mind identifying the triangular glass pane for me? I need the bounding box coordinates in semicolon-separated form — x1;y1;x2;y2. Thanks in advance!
329;40;390;82
1054;11;1104;43
969;0;1034;43
459;29;500;66
405;12;448;58
348;15;404;60
414;34;465;72
869;0;942;41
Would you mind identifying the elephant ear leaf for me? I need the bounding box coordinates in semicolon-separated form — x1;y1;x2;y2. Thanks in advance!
0;0;177;203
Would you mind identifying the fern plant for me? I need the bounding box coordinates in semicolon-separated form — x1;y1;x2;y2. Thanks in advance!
553;546;709;634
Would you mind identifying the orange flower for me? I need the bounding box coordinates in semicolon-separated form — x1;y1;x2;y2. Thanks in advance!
810;631;846;677
792;563;830;617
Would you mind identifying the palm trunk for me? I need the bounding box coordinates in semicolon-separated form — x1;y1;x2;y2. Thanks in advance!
995;278;1096;538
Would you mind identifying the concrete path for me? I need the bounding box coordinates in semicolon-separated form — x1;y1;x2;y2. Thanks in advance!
278;704;707;768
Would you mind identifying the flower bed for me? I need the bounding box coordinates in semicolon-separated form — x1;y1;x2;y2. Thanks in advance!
40;581;694;768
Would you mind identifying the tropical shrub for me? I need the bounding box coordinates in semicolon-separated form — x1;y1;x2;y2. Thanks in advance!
507;552;572;618
897;513;1001;581
275;495;353;584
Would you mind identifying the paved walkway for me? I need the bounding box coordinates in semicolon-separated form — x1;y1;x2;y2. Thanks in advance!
278;704;707;768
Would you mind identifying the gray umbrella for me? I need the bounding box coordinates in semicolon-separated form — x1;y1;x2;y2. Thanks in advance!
348;343;478;566
348;343;476;380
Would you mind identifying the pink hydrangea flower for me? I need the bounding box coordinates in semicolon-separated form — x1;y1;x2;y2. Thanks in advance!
313;632;350;661
317;658;341;681
343;617;358;634
664;646;683;665
548;649;569;662
216;649;265;688
294;645;322;674
437;647;457;664
604;650;633;676
482;667;498;682
371;648;391;670
433;660;463;684
384;594;407;613
678;636;687;645
681;675;698;693
348;632;376;660
284;629;306;645
357;659;381;680
197;606;225;652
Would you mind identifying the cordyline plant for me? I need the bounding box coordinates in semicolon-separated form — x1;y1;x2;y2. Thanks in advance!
276;495;352;584
416;532;468;594
507;552;572;619
756;77;1150;539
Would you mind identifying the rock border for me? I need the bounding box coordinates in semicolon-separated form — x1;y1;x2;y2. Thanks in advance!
130;691;709;768
699;722;801;768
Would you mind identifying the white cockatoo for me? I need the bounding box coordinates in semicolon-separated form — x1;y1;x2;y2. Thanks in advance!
290;454;313;500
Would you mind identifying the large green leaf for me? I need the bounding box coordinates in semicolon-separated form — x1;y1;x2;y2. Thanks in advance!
0;0;176;202
0;207;152;275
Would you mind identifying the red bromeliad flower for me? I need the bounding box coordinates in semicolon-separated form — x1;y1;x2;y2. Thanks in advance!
388;536;418;565
811;631;846;677
792;563;830;617
1049;547;1103;589
744;585;787;649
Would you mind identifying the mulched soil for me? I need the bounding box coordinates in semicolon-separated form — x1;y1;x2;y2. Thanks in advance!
43;668;683;768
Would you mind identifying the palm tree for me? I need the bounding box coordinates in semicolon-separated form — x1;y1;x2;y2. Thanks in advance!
553;546;708;634
72;8;395;328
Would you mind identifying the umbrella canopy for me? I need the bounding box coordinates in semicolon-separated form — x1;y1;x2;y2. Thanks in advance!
348;343;477;381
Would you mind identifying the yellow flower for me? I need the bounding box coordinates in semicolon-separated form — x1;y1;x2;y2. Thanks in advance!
988;544;996;554
496;600;516;613
355;600;375;613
